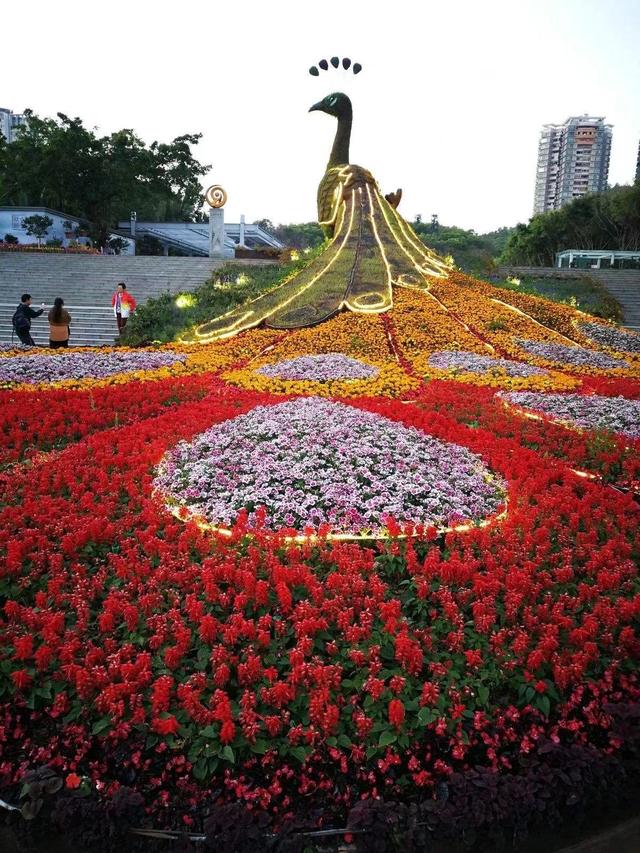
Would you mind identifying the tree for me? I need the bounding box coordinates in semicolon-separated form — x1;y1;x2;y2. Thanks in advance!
255;220;324;250
22;214;53;246
411;219;514;273
500;183;640;266
0;111;210;246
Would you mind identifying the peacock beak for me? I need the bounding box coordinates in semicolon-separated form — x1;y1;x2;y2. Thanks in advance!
309;101;323;113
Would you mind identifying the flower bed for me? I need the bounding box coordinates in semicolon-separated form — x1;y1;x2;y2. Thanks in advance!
1;376;639;847
0;351;187;387
1;274;640;848
256;353;379;381
515;338;630;370
580;321;640;354
428;350;547;377
0;243;99;254
500;391;640;439
154;396;506;535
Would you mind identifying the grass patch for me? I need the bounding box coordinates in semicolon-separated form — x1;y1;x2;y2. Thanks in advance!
123;257;318;345
488;276;623;322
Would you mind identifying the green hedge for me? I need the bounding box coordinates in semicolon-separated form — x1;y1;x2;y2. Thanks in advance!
123;257;317;345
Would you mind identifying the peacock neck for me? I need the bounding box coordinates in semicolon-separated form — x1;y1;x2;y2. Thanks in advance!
328;113;352;168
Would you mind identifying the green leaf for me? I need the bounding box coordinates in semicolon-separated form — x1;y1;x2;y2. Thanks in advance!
378;731;397;747
200;725;218;739
418;707;436;726
187;743;203;763
250;740;269;754
221;745;235;764
193;759;208;781
91;717;111;735
538;695;551;717
196;645;210;670
478;685;489;705
380;643;395;661
291;746;310;763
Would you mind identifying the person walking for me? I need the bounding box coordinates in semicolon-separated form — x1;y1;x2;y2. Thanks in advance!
48;297;72;349
12;294;45;346
111;282;136;335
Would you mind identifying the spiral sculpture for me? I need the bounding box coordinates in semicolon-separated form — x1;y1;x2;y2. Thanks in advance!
205;185;227;208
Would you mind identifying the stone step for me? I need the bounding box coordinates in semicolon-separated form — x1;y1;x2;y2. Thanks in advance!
0;303;121;347
0;255;278;345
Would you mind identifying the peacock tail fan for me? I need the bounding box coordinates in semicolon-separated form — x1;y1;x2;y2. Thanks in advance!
192;168;450;342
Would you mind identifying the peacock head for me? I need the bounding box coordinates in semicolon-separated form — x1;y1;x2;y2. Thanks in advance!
309;92;352;120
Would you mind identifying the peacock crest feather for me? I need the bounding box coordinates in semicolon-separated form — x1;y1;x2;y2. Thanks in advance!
194;93;451;341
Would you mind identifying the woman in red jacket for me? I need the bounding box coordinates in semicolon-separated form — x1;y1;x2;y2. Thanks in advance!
111;282;137;334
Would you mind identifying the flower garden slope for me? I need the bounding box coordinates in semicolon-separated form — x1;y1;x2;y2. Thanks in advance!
1;383;640;832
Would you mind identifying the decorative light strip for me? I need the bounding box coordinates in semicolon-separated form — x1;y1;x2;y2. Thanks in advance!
500;396;633;448
193;196;353;341
343;183;393;314
318;166;351;228
158;489;509;543
490;298;578;346
376;192;442;281
388;201;451;277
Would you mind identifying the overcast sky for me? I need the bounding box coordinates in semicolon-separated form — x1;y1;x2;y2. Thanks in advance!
5;0;639;233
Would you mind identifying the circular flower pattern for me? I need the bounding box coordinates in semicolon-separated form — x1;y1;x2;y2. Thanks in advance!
154;397;506;535
580;322;640;354
428;351;547;377
515;338;629;370
256;353;379;381
500;391;640;438
0;351;187;384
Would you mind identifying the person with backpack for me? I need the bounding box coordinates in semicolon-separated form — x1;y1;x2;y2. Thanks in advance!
48;297;72;348
12;294;45;346
111;282;136;335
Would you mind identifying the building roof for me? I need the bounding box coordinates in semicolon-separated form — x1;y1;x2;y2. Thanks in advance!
557;249;640;257
117;221;283;256
0;206;83;222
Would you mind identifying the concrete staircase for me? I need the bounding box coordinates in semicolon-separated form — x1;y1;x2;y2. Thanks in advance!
588;270;640;330
498;266;640;331
1;304;118;347
0;253;271;346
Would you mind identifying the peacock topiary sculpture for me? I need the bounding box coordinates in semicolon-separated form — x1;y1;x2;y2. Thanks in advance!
194;92;451;341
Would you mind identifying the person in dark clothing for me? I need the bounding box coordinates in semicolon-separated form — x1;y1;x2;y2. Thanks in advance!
12;294;45;346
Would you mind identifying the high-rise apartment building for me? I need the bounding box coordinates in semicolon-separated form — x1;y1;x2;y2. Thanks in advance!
533;115;612;214
0;107;29;143
635;138;640;184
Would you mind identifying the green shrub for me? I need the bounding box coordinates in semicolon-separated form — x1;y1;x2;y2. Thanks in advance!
123;254;320;345
487;275;623;322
